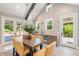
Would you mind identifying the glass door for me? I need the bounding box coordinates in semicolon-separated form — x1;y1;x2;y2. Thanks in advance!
0;19;14;50
4;20;14;43
62;17;74;47
60;13;78;48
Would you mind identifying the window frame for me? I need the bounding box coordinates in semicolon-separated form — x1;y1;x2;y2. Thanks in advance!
45;18;53;31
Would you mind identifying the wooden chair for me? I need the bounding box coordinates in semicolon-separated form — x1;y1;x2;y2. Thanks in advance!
45;41;56;56
33;41;56;56
33;48;46;56
13;37;29;56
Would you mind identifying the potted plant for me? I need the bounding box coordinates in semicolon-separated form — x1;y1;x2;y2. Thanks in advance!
23;24;35;39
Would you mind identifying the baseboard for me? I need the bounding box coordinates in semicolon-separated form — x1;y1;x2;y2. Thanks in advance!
60;44;75;49
60;44;79;51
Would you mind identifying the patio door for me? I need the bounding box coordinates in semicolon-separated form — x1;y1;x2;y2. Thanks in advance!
1;17;16;45
60;13;78;48
4;20;13;42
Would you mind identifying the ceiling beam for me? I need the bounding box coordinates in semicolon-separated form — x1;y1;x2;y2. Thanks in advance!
25;3;36;20
34;4;47;22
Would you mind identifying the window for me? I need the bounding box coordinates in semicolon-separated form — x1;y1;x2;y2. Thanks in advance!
46;4;53;12
4;20;13;42
35;21;40;31
5;20;13;32
46;19;53;31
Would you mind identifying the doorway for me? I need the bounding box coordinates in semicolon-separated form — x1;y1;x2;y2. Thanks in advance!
60;13;78;48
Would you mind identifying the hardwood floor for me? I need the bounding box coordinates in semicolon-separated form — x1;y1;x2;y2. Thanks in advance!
0;45;13;56
55;45;79;56
0;44;79;56
0;49;13;56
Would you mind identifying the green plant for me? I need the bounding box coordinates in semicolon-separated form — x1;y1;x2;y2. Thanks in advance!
23;24;35;39
5;20;13;32
23;24;35;34
63;22;73;37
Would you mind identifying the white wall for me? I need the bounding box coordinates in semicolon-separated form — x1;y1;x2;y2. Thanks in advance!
77;12;79;48
36;3;79;47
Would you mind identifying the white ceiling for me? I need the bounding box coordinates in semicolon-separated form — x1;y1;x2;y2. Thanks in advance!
0;3;78;20
0;3;32;19
0;3;46;20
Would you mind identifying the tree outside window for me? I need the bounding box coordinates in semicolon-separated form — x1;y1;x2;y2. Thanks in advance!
35;21;40;32
46;19;53;31
4;20;13;42
5;20;13;33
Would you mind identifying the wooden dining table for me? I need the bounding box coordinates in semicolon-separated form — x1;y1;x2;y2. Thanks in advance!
23;38;45;56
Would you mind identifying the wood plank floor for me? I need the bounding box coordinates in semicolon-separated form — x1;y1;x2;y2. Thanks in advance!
55;46;79;56
0;45;79;56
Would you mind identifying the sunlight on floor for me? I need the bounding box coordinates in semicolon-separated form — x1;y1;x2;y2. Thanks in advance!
55;46;79;56
3;44;13;51
0;44;13;56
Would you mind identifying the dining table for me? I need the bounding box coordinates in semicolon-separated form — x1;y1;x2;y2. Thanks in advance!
23;38;45;56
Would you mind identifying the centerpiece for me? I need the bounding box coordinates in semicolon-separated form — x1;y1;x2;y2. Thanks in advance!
23;23;35;39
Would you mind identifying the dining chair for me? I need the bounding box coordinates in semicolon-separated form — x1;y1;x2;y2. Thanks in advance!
33;48;46;56
45;41;56;56
13;37;29;56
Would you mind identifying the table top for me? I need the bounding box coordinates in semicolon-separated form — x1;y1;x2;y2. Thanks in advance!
23;38;44;48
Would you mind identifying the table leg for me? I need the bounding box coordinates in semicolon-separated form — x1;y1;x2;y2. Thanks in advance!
40;44;43;49
34;48;37;52
30;48;34;56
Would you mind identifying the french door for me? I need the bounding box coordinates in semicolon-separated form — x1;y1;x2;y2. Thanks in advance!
0;16;17;46
60;13;78;48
